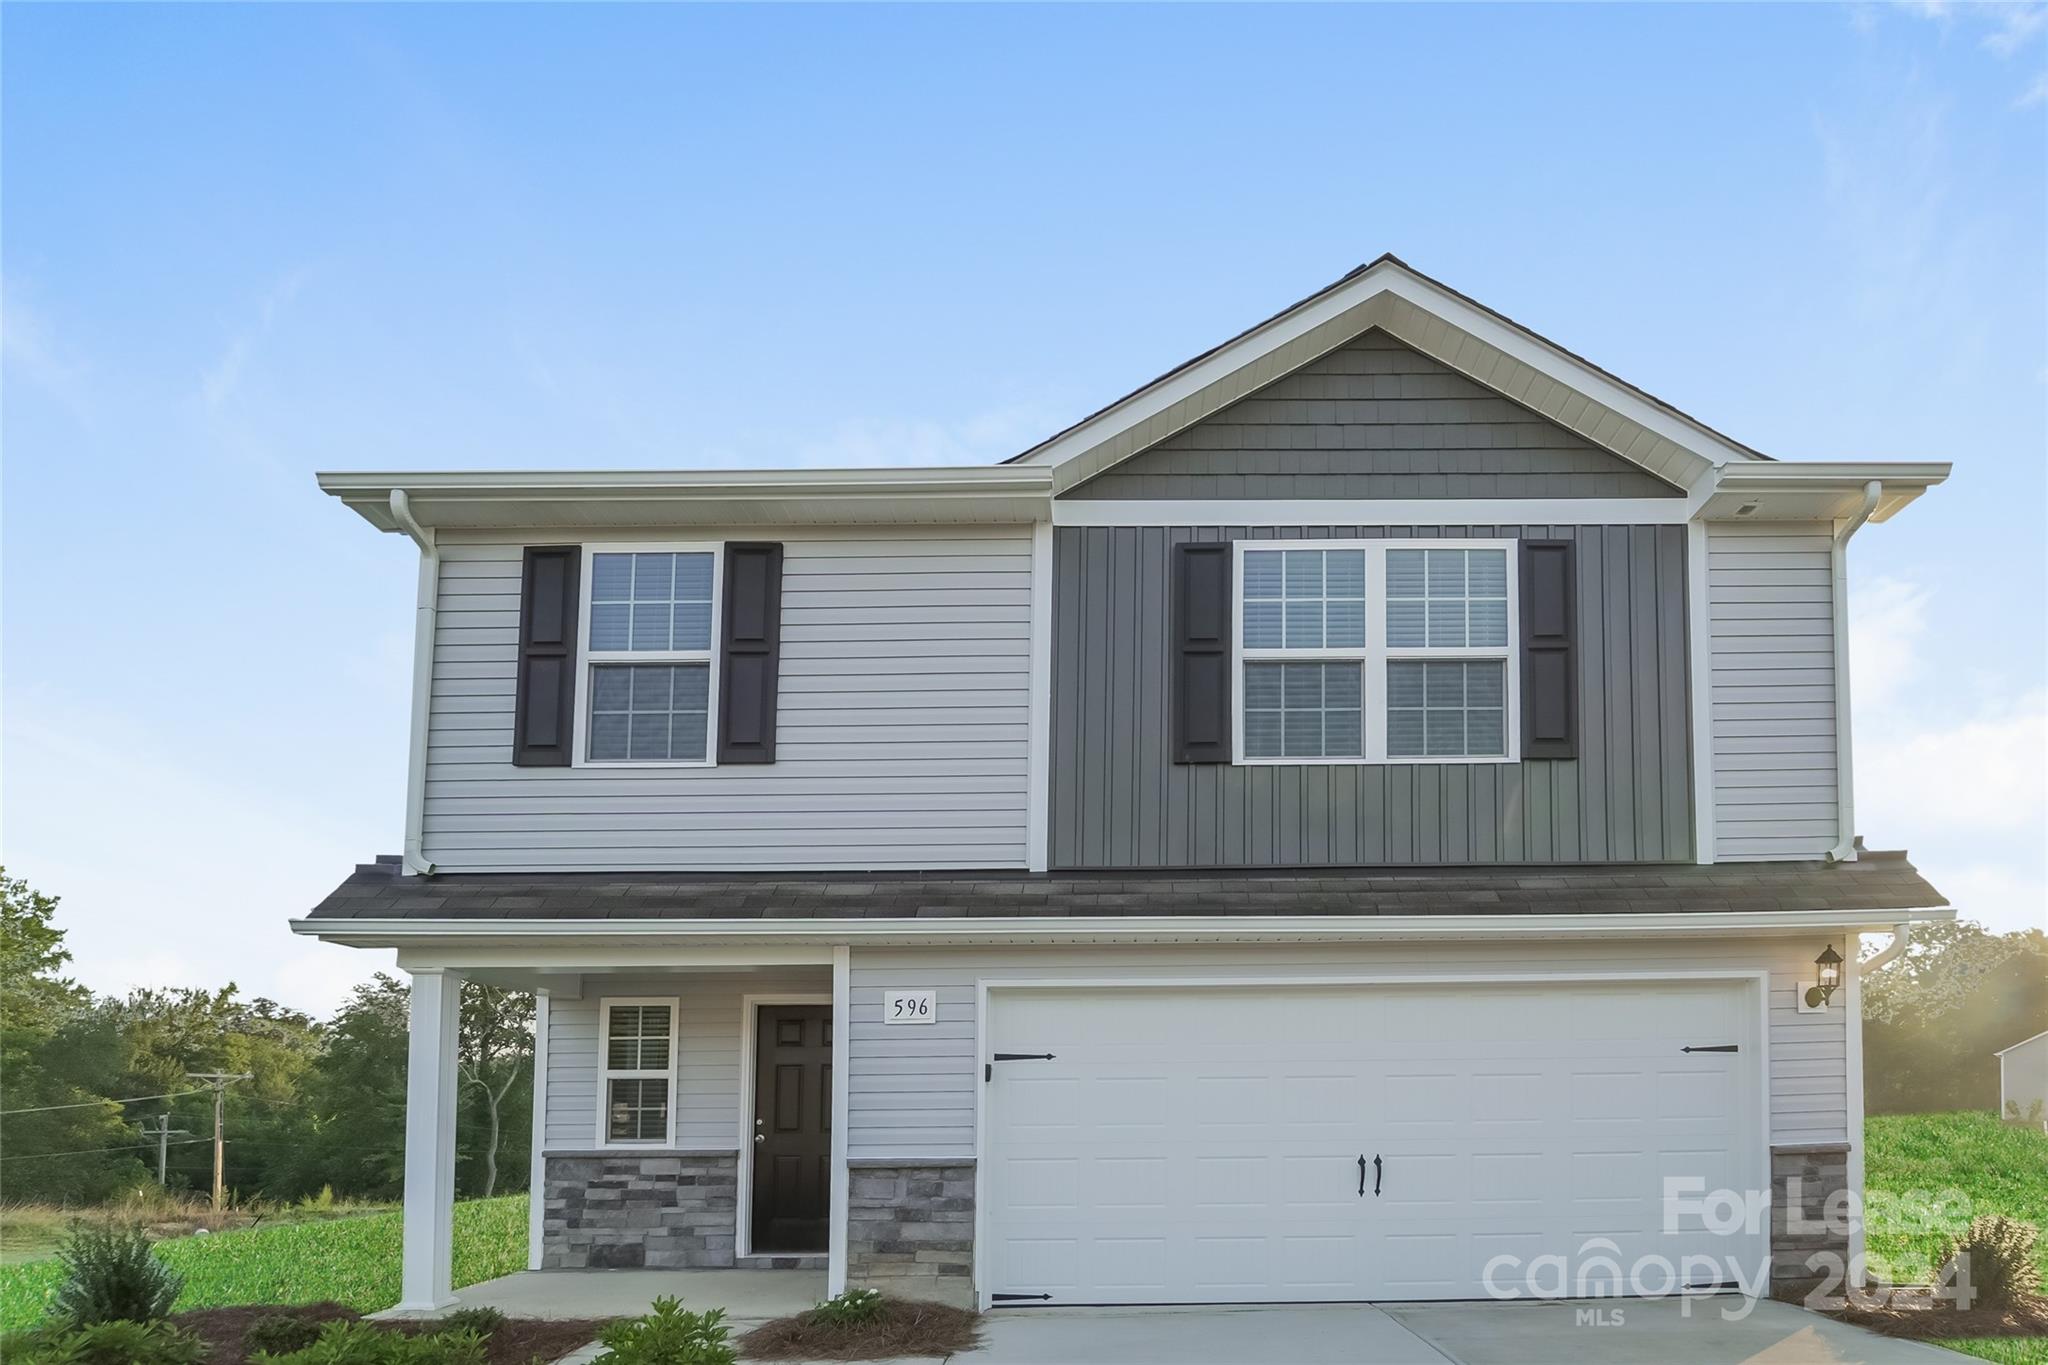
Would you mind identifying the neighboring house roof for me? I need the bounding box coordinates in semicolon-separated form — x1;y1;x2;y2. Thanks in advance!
306;851;1946;923
1995;1030;2048;1057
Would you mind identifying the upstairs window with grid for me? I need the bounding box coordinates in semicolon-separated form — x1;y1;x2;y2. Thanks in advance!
602;1002;675;1145
584;551;716;763
1240;547;1367;759
1384;547;1510;758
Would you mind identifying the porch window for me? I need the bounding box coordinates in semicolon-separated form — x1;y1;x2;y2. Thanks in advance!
599;999;678;1146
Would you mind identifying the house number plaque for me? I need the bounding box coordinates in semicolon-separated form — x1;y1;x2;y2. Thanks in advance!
883;988;937;1025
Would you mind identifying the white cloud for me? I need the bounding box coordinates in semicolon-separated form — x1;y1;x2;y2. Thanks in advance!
200;268;311;411
1846;575;1929;711
2;277;93;424
1983;2;2048;56
783;402;1064;469
1858;695;2047;835
2017;70;2048;108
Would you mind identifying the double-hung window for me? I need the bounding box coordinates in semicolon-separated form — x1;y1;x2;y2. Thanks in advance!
1233;539;1518;764
579;547;720;765
599;999;678;1147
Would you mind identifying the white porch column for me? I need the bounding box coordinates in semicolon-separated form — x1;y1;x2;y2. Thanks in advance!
526;992;550;1272
400;967;462;1311
828;946;851;1295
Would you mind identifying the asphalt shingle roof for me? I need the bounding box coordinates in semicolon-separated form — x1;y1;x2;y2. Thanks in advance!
305;853;1946;922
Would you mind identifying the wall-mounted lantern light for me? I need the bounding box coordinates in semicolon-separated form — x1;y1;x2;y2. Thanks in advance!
1803;944;1844;1009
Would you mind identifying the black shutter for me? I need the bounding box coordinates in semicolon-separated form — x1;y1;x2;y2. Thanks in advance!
1172;542;1233;764
718;542;784;764
1520;538;1577;760
513;546;580;767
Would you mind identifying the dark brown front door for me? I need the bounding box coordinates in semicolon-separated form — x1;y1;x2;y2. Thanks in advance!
751;1004;831;1252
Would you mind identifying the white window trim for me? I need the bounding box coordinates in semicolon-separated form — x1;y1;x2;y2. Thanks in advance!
1231;538;1521;766
574;542;723;769
595;996;681;1149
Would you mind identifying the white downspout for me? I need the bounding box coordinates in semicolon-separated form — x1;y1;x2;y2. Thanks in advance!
1858;919;1915;975
390;490;438;877
1827;480;1882;863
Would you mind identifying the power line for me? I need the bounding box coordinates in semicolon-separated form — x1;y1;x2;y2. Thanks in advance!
0;1138;212;1164
0;1088;208;1117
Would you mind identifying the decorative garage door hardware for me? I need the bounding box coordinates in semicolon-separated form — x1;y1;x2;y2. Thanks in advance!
990;1293;1054;1304
1355;1154;1384;1196
1681;1044;1739;1053
983;1051;1056;1082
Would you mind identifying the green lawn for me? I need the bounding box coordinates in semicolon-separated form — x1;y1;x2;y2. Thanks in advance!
1865;1113;2048;1365
0;1195;527;1333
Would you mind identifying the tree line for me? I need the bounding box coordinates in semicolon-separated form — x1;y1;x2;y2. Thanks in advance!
0;870;533;1207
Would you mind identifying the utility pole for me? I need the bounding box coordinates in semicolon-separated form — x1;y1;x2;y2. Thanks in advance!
185;1072;251;1208
137;1114;192;1186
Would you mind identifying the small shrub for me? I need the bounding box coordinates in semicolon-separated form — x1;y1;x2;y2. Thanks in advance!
244;1312;326;1355
809;1288;884;1327
252;1320;487;1365
9;1318;207;1365
593;1297;736;1365
48;1222;185;1326
299;1185;339;1212
439;1305;505;1337
1939;1214;2042;1310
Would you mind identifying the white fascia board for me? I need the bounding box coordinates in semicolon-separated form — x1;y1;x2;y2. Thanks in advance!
1014;258;1764;489
1054;497;1695;528
1994;1029;2048;1056
296;906;1955;954
317;467;1055;532
1707;461;1951;524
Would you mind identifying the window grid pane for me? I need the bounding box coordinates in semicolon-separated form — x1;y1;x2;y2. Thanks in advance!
606;1077;670;1143
1386;548;1508;649
1243;548;1366;652
588;663;709;761
1386;660;1507;758
1244;662;1364;759
590;551;715;653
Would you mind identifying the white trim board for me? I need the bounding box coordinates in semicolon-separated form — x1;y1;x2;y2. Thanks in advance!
1052;497;1696;528
316;906;1957;955
734;993;832;1260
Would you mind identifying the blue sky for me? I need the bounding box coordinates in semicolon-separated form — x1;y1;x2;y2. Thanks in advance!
4;3;2043;1012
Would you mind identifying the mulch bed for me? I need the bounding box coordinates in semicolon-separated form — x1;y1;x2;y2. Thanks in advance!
1822;1289;2048;1341
170;1303;613;1364
737;1297;982;1361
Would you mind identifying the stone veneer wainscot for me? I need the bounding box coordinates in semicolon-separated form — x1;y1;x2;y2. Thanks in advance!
542;1152;737;1269
1769;1143;1853;1299
845;1160;975;1308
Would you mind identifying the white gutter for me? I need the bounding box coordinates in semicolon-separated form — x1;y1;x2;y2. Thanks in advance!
1827;480;1882;862
389;489;438;877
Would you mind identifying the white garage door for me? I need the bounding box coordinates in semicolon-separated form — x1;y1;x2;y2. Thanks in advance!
982;980;1763;1305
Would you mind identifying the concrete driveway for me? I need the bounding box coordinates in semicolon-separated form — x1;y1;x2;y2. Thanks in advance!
921;1298;1960;1365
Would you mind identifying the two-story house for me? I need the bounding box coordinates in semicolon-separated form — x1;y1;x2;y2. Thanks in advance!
296;256;1952;1314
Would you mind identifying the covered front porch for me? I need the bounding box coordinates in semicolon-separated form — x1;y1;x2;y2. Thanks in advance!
392;940;851;1313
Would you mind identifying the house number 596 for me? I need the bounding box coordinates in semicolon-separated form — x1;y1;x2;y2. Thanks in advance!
884;988;936;1025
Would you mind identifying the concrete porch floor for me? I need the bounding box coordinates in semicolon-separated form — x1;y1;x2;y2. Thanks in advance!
377;1267;826;1326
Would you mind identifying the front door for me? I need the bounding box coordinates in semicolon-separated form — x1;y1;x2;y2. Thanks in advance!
751;1004;832;1253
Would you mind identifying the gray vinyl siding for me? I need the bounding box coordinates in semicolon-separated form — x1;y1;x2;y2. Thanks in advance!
425;528;1034;872
1050;524;1692;868
845;939;1845;1160
1064;330;1681;501
1708;522;1840;860
543;972;828;1151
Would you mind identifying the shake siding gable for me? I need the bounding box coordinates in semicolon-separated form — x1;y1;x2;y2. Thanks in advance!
1708;522;1840;860
426;528;1035;872
1063;330;1683;501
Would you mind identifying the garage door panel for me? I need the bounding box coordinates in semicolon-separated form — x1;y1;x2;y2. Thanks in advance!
985;982;1762;1305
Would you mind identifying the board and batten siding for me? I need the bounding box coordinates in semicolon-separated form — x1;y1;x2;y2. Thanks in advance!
1708;522;1839;861
1051;525;1693;869
845;940;1849;1161
426;528;1034;872
543;972;828;1151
